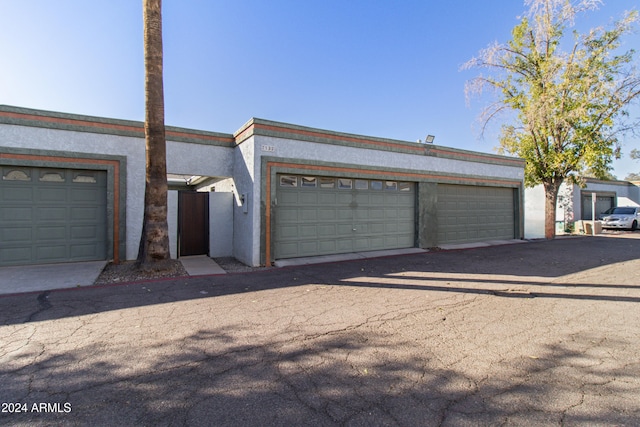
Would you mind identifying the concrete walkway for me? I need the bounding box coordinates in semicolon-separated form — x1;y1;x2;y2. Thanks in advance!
0;261;107;295
179;255;227;276
438;238;528;251
273;240;527;267
274;247;427;267
0;256;227;296
0;241;529;295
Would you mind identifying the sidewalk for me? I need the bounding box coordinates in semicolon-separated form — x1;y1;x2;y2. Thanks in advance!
0;256;227;296
0;261;107;295
179;255;226;276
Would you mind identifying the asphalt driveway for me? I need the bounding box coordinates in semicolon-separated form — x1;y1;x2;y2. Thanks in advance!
1;235;640;426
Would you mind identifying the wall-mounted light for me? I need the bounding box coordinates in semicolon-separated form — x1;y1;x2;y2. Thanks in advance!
425;135;435;144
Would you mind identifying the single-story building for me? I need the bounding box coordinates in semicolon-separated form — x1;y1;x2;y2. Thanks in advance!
525;179;640;239
0;105;526;268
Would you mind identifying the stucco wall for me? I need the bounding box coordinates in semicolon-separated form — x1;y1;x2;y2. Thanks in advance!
526;180;640;238
167;141;233;178
253;135;524;181
245;133;525;266
0;122;234;262
2;108;530;267
231;138;257;266
0;124;146;260
580;180;640;209
524;186;546;239
210;192;234;257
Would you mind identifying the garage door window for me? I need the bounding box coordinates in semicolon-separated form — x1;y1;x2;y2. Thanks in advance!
338;178;352;189
280;175;297;187
371;181;383;190
385;181;398;191
3;169;31;181
73;172;98;183
355;179;368;190
320;177;335;188
301;176;317;187
40;170;65;182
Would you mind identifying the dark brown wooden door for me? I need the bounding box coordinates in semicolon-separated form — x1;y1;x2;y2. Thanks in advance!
178;191;209;256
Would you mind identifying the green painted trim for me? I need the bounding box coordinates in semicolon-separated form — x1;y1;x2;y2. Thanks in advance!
0;104;143;126
0;105;234;148
422;144;525;168
2;105;525;167
0;146;127;262
261;156;523;187
165;126;235;147
238;117;525;167
583;177;637;187
236;118;425;156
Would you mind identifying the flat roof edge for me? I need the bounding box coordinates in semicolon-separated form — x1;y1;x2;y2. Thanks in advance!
236;117;525;167
0;105;235;146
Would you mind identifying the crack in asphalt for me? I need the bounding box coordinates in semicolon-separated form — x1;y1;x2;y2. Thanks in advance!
2;238;640;425
24;291;53;323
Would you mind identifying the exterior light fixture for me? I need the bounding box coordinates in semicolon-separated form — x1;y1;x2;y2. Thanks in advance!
425;135;435;144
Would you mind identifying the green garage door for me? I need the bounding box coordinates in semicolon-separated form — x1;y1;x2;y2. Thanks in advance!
437;184;515;245
581;194;614;220
275;175;415;259
0;166;107;266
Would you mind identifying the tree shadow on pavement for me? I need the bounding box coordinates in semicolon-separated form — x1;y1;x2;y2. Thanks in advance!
1;236;639;326
1;325;638;426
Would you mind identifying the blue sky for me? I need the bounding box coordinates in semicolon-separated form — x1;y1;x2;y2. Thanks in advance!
1;1;638;178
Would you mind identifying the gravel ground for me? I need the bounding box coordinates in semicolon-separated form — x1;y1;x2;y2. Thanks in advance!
94;257;268;285
213;257;272;273
94;260;188;285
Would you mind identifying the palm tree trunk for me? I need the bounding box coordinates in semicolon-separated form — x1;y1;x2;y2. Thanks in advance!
137;0;170;267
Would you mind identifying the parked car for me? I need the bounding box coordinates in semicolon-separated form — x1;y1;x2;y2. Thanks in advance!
598;207;616;220
601;207;640;231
